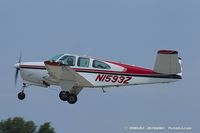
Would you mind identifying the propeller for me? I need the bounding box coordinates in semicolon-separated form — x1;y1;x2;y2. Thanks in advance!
14;53;22;87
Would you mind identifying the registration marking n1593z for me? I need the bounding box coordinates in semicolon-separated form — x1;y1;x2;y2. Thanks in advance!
95;74;132;84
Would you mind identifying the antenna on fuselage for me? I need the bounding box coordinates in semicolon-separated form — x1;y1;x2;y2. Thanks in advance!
101;87;106;93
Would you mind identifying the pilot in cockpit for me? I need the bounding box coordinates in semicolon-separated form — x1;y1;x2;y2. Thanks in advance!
66;57;74;66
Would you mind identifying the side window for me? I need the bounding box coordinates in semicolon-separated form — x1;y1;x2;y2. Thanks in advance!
93;60;111;69
78;57;90;67
59;56;76;66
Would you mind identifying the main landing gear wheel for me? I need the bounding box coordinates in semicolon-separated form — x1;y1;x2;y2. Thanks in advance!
59;91;78;104
18;92;25;100
67;93;77;104
59;91;69;101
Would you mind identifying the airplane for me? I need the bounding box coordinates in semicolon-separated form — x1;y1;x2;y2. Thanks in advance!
14;50;182;104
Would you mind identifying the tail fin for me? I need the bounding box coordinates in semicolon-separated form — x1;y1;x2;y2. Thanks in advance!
154;50;182;75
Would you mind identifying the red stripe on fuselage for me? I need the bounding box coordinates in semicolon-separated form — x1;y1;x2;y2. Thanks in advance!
21;60;157;75
107;61;157;75
20;64;181;79
21;65;46;69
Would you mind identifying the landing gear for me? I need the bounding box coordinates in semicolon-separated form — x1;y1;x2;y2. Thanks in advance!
17;83;28;100
59;91;69;101
18;92;25;100
67;93;77;104
59;91;78;104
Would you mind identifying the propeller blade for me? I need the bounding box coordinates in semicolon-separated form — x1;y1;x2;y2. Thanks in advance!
14;53;22;87
18;52;22;64
15;68;19;86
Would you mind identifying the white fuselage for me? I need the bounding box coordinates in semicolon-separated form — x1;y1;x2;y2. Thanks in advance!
14;51;182;104
18;61;180;89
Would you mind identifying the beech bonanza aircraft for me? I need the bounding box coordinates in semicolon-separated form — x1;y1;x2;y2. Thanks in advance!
14;50;182;104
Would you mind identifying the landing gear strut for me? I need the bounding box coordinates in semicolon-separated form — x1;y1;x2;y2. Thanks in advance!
59;91;78;104
17;83;27;100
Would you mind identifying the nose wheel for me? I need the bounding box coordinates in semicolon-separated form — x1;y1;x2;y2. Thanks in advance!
17;83;28;100
59;91;78;104
18;92;25;100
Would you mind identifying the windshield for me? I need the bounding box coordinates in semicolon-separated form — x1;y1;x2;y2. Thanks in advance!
49;54;64;61
59;55;76;66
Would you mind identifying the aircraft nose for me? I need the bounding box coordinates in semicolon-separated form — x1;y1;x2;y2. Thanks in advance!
14;63;20;69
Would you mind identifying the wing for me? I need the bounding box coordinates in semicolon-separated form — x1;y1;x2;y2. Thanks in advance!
44;61;92;94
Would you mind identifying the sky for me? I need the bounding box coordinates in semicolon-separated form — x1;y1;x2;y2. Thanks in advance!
0;0;199;133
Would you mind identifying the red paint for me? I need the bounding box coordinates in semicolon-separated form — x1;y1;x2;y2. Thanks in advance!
107;61;157;75
123;76;132;84
95;74;132;84
21;65;45;69
44;61;61;66
95;74;105;81
158;50;178;54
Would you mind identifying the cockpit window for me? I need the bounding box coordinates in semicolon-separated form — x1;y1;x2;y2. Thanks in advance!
78;57;90;67
49;54;64;61
59;55;76;66
93;60;111;69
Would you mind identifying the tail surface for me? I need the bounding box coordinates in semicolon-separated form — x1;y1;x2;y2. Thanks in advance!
154;50;182;76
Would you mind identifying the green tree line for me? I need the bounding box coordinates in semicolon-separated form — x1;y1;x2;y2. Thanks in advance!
0;117;55;133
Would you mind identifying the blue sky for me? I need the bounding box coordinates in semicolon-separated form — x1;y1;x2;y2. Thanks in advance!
0;0;199;132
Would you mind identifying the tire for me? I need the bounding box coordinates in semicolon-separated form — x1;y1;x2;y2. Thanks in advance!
59;91;69;101
67;93;77;104
18;92;25;100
